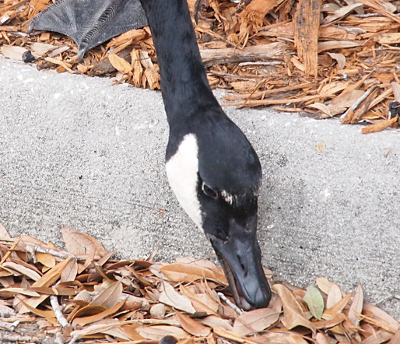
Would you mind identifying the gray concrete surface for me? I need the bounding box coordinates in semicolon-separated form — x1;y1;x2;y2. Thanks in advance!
1;56;400;315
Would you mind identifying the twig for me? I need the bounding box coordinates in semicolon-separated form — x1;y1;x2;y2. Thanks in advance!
0;236;22;265
217;292;243;315
67;334;80;344
238;61;284;67
0;334;42;343
50;295;69;328
25;245;74;261
55;331;64;344
0;320;19;332
25;245;37;263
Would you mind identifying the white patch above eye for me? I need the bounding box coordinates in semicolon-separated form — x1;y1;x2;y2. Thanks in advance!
166;134;202;229
221;190;234;205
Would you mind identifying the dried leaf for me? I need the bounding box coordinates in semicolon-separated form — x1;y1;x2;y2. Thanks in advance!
60;258;78;282
0;46;28;60
1;262;41;281
160;263;227;284
307;103;331;116
0;223;10;239
61;227;107;257
31;256;73;288
328;52;346;69
0;288;40;297
326;283;343;308
256;331;309;344
272;284;316;334
180;285;218;314
20;299;55;318
363;302;399;330
175;310;211;337
322;3;364;24
303;285;324;320
315;332;332;344
324;293;351;318
159;281;196;314
135;325;187;340
233;308;280;336
347;284;363;326
90;281;123;309
36;253;56;269
108;53;132;74
199;315;234;331
72;300;125;327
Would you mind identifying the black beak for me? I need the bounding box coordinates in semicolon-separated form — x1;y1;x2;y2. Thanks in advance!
208;218;271;310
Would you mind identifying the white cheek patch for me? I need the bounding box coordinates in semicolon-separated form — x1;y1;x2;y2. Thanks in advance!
221;190;235;205
166;134;202;229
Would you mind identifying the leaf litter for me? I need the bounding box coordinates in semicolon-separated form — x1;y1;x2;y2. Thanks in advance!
1;0;400;133
0;224;399;343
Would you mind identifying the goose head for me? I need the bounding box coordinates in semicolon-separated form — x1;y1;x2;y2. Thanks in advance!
165;114;271;310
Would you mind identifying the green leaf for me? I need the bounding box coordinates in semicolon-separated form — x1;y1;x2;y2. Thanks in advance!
303;285;324;320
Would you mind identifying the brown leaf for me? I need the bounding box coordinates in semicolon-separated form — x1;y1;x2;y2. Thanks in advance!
213;328;259;344
14;294;49;314
180;285;218;314
108;53;132;74
347;284;363;326
324;293;351;318
72;305;107;319
1;262;41;281
159;281;196;314
31;256;73;288
199;315;234;331
60;258;78;282
0;46;28;60
135;325;188;340
175;310;211;337
255;331;309;344
363;302;399;330
36;253;56;269
20;298;55;318
90;281;123;309
272;284;316;334
326;283;343;308
0;223;10;239
0;288;40;297
61;227;107;257
315;332;332;344
72;300;125;327
160;263;227;284
233;308;280;336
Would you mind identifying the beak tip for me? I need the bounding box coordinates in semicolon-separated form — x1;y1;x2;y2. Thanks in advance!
239;286;271;310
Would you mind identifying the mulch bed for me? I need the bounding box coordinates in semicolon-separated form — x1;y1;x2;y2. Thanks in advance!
1;0;400;133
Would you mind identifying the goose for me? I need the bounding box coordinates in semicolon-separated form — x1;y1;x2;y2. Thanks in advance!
138;0;271;310
31;0;271;310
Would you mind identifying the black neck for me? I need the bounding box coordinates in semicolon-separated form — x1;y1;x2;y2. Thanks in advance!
139;0;220;122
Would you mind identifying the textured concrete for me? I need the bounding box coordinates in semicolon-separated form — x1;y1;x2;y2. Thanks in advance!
1;56;400;314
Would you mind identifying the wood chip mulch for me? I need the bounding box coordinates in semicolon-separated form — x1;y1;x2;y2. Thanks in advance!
0;223;400;344
1;0;400;134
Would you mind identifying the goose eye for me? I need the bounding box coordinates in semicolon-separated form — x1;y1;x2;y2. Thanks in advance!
202;182;218;199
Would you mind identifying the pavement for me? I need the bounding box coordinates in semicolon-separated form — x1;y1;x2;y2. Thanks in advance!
1;56;400;315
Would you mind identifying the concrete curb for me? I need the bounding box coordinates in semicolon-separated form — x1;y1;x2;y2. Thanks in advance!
1;56;399;315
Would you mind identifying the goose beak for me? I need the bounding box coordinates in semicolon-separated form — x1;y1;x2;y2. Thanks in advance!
208;218;271;310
